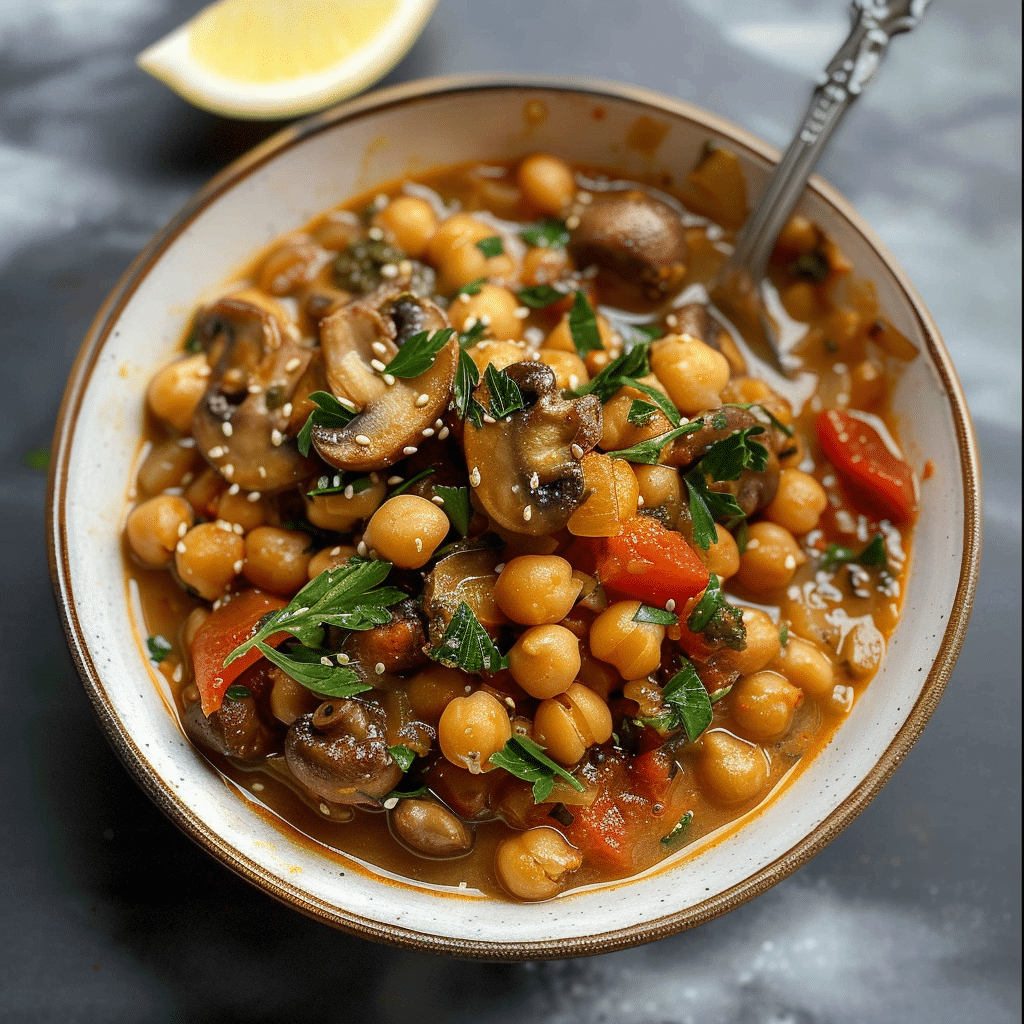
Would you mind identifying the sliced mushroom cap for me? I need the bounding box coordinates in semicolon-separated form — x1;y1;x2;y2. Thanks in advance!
313;288;457;471
568;190;689;311
285;698;402;807
182;689;277;764
339;597;429;675
191;290;318;493
462;362;602;536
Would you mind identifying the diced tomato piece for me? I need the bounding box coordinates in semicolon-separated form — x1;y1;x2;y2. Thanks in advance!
190;589;287;716
590;515;709;609
566;786;632;871
816;409;917;522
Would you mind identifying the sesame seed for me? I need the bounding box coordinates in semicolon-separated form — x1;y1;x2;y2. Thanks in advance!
388;476;403;486
337;653;351;664
320;803;331;815
464;315;478;329
746;539;761;550
251;782;264;792
374;662;386;675
666;314;678;328
247;491;261;502
285;357;302;373
172;663;183;683
180;472;194;486
341;484;354;499
176;540;186;554
523;504;533;522
421;427;435;437
665;599;676;612
221;421;233;437
784;554;797;570
208;446;225;459
459;293;471;303
403;446;418;456
355;434;372;446
529;471;540;490
383;797;399;810
570;443;584;459
338;396;357;409
197;365;211;377
576;191;592;204
483;414;496;424
215;519;232;532
383;373;396;386
431;495;445;505
437;426;450;440
566;215;580;229
494;563;505;573
415;393;430;407
370;358;386;372
469;467;481;487
414;537;423;553
568;374;580;390
177;521;188;538
257;466;267;479
356;541;368;557
228;483;240;495
232;559;243;574
513;306;529;319
282;403;293;418
368;225;384;240
479;314;492;326
248;383;262;394
380;263;398;279
637;495;645;507
222;464;234;479
320;656;332;666
271;429;283;447
371;341;388;356
233;523;244;535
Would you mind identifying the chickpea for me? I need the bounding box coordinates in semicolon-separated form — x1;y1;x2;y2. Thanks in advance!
577;652;620;701
493;555;582;626
406;665;470;724
696;523;741;580
521;244;571;286
438;690;512;774
516;154;576;217
389;798;474;859
765;469;828;535
533;682;612;765
256;238;319;296
537;348;588;391
467;339;528;375
147;354;209;434
719;607;783;676
770;635;835;701
775;214;819;256
589;600;666;679
125;495;195;569
494;826;582;901
136;437;198;495
730;671;803;742
306;544;356;580
425;213;514;294
508;624;581;700
634;464;683;521
566;453;639;538
215;489;266;533
650;336;730;415
242;526;312;596
174;522;244;601
304;477;386;534
269;668;319;725
373;195;439;259
448;283;523;341
736;521;806;594
699;731;770;806
363;494;450;569
599;385;672;453
183;466;224;519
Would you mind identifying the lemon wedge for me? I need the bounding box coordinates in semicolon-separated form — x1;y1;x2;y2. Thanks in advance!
138;0;438;119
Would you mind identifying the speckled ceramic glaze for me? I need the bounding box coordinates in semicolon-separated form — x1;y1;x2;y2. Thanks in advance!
48;76;980;957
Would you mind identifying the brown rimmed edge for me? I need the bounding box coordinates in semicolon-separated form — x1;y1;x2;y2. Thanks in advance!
46;73;982;960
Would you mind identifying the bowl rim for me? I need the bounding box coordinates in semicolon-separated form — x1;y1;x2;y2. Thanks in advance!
47;72;982;958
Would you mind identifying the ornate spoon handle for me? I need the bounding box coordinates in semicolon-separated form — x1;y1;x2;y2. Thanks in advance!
716;0;931;342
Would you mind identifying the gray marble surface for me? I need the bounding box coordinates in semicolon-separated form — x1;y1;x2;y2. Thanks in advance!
1;1;1019;1021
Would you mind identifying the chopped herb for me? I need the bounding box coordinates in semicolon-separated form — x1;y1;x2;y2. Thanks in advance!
686;574;746;651
225;684;251;701
434;485;472;537
652;659;713;742
385;785;429;801
334;238;405;293
382;328;454;378
660;810;694;846
779;622;789;648
183;329;203;354
488;736;585;804
618;321;664;347
709;684;733;704
22;447;50;470
225;560;405;666
146;635;172;663
632;604;678;625
627;399;660;426
608;423;701;465
459;319;487;347
700;426;769;480
684;473;745;550
297;390;356;457
454;277;487;297
567;290;603;359
788;249;830;283
517;284;565;308
388;745;417;772
571;342;651;403
482;362;526;419
453;348;484;427
255;641;371;697
624;379;681;427
519;219;570;248
821;534;890;574
264;384;288;411
307;474;374;498
390;467;436;496
475;236;504;258
428;601;508;673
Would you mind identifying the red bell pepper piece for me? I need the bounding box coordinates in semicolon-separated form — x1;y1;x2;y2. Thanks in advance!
190;589;287;716
816;409;917;522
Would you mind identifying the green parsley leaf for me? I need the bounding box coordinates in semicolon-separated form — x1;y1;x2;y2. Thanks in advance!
660;810;694;846
389;467;436;496
657;659;713;742
255;641;371;697
571;342;651;403
297;390;356;457
475;236;504;258
622;378;681;427
517;284;565;308
820;534;889;575
225;684;251;701
482;362;525;419
459;320;487;347
618;321;664;347
627;399;660;427
306;473;374;498
683;473;745;550
429;601;508;673
434;485;472;538
382;328;454;379
633;604;678;625
225;560;405;666
488;736;585;804
779;622;789;648
709;684;733;704
146;635;172;663
568;290;603;359
388;744;417;772
518;219;570;248
686;574;746;651
700;426;769;481
454;277;486;297
453;347;483;426
609;423;701;465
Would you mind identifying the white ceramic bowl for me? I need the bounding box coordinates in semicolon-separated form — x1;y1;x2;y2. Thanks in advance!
48;76;981;957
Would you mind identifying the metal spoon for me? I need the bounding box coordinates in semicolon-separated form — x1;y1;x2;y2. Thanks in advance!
711;0;932;374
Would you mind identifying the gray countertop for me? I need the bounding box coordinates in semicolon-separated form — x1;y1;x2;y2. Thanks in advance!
1;1;1019;1021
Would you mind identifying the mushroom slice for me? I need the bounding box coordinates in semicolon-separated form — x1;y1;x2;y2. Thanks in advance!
462;361;602;536
285;698;403;808
567;190;689;311
313;289;457;471
191;291;318;493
